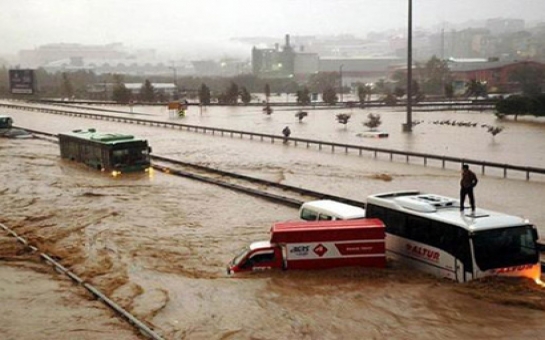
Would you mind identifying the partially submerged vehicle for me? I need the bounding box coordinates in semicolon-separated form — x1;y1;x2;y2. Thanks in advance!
58;128;152;176
0;115;32;139
299;199;366;221
366;191;541;282
228;219;386;273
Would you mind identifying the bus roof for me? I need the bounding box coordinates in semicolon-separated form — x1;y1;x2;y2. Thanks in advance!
59;128;146;144
366;191;530;232
300;200;366;219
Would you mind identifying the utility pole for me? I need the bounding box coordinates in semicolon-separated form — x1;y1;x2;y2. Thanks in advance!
169;66;178;100
403;0;413;132
339;64;344;103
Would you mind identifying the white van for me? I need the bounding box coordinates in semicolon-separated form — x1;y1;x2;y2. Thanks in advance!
299;200;366;221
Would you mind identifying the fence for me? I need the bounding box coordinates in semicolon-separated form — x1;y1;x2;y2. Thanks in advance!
2;102;543;181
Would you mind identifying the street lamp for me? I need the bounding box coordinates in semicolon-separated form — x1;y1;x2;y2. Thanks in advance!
169;66;178;100
404;0;413;132
169;66;177;87
339;64;344;103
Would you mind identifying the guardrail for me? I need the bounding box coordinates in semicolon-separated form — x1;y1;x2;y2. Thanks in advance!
3;102;544;181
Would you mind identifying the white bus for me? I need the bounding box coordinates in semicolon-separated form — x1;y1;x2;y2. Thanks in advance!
365;191;540;283
299;200;366;221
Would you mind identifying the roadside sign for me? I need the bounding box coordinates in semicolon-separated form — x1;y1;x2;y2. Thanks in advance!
9;69;35;95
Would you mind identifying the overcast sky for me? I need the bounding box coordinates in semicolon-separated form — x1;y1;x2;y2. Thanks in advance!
2;0;545;58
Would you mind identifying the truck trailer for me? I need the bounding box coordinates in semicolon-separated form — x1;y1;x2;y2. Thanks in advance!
228;219;386;273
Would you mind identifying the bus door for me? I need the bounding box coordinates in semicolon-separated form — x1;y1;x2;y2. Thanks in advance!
455;258;466;282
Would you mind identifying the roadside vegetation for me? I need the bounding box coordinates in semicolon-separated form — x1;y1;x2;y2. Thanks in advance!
0;56;543;121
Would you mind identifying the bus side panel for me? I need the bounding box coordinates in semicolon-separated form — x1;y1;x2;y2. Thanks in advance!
474;263;541;281
386;234;458;281
103;148;112;171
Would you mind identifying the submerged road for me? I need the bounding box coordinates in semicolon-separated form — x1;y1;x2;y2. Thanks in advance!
2;101;545;339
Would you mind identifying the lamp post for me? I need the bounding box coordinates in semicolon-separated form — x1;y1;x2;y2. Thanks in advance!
339;64;344;103
169;66;178;100
403;0;413;132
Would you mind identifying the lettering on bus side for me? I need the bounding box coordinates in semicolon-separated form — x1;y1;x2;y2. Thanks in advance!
493;264;534;274
406;243;440;262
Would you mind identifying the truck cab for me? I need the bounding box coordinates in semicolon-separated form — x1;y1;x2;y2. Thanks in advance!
228;241;284;274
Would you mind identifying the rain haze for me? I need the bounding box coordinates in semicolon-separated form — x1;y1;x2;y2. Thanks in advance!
2;0;545;58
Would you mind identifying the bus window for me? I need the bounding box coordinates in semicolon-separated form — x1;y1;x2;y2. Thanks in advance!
406;215;432;244
367;204;405;236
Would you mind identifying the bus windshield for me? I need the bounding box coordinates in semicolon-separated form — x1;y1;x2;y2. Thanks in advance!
112;146;150;167
472;225;538;271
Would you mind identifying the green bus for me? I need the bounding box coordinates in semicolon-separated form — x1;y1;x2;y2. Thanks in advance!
58;128;152;176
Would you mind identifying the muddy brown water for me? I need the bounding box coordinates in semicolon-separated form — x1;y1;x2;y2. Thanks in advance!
2;103;545;339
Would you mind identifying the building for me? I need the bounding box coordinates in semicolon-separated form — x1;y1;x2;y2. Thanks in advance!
18;43;143;68
252;34;296;78
319;57;405;87
448;59;545;93
486;18;525;35
252;34;403;85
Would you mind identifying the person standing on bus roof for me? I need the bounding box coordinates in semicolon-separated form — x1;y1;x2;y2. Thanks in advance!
460;164;478;212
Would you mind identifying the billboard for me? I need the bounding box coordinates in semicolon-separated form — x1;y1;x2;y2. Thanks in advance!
9;69;35;95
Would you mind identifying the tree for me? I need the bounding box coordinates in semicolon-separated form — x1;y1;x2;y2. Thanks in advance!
198;83;211;105
336;113;351;128
322;86;338;105
444;83;454;99
296;87;311;105
421;55;452;95
383;92;397;106
362;113;382;131
295;110;308;122
264;83;271;103
223;82;239;104
308;72;338;93
508;63;545;96
240;86;251;104
486;126;504;137
393;86;406;99
465;79;488;98
495;95;530;120
374;79;388;95
111;75;132;103
393;56;451;96
495;94;545;121
140;79;155;102
61;72;74;99
357;84;373;105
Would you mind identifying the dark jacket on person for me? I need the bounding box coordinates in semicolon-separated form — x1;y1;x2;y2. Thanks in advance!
460;169;478;189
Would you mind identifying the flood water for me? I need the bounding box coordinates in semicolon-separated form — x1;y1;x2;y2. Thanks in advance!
2;101;545;339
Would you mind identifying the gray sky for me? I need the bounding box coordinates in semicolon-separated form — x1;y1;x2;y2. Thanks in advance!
2;0;545;58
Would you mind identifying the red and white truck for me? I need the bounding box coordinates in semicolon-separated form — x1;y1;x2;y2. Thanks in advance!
228;219;386;273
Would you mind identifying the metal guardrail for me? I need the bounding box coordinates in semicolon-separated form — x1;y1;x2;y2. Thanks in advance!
3;102;544;181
